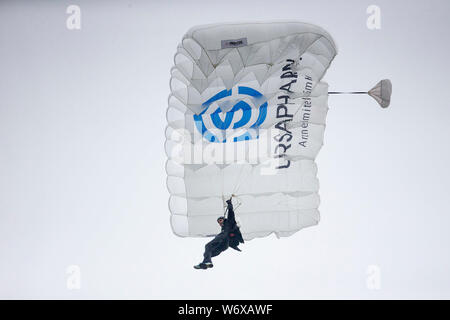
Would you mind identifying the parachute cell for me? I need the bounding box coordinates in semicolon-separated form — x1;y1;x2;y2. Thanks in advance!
166;21;338;240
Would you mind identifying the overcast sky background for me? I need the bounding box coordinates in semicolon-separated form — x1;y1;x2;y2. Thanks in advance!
1;0;450;299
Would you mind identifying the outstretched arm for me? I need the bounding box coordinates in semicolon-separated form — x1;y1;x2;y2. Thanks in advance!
226;198;236;226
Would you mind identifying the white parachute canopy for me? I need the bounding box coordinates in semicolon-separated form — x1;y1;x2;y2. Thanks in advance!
166;21;337;240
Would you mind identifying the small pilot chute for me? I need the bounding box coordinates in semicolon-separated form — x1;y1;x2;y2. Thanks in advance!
329;79;392;108
369;79;392;108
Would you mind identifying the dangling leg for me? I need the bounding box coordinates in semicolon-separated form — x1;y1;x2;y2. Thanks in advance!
202;241;215;265
194;236;225;270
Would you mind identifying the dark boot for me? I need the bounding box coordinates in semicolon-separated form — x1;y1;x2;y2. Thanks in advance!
193;262;213;269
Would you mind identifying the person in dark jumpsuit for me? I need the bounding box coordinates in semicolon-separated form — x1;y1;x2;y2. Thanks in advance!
194;198;244;269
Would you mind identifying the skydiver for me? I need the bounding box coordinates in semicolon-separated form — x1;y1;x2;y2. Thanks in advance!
194;197;244;270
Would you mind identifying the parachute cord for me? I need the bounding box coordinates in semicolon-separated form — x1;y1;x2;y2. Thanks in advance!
328;91;367;95
229;164;249;215
221;164;225;204
232;163;247;196
233;195;242;211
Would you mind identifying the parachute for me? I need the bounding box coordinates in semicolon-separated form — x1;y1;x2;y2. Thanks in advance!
166;21;384;240
368;79;392;108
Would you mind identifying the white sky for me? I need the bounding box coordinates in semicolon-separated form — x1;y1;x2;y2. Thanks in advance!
1;0;450;299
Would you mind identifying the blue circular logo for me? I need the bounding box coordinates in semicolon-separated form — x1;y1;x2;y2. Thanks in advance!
194;86;267;143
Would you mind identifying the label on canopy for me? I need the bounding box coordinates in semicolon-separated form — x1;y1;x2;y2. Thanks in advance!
221;38;248;49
